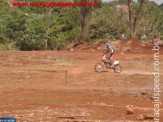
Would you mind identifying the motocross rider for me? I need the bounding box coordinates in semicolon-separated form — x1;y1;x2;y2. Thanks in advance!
105;43;115;66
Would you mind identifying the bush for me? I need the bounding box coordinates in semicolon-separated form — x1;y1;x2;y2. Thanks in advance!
16;37;46;51
0;43;8;50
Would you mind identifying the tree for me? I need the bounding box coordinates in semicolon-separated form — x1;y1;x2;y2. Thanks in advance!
81;0;88;40
81;0;102;40
128;0;145;37
118;0;128;5
159;3;163;10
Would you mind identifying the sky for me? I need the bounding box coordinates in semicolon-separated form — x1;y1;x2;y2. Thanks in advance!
102;0;163;5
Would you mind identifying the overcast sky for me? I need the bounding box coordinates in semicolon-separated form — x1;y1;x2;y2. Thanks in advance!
102;0;163;5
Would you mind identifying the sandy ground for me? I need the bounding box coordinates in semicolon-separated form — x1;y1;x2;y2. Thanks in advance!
0;50;163;122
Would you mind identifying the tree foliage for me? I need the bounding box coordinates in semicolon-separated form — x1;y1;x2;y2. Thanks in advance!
0;0;163;50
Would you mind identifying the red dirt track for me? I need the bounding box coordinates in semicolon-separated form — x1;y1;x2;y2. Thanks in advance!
0;48;163;121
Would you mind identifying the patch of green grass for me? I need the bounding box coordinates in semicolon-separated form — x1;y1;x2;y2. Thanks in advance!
27;98;62;103
55;60;76;65
9;98;63;103
0;43;8;50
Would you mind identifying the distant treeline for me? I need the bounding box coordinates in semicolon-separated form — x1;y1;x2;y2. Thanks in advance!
0;0;163;50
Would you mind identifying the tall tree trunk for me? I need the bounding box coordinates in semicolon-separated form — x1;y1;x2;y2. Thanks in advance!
45;8;54;49
132;0;145;37
128;0;134;37
81;0;88;40
128;0;144;38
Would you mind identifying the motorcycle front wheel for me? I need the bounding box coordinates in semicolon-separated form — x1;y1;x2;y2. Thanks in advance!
95;63;104;73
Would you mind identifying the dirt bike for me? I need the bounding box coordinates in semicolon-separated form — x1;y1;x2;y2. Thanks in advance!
95;55;122;73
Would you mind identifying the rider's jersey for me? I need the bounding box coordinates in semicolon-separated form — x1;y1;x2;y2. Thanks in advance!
105;46;115;55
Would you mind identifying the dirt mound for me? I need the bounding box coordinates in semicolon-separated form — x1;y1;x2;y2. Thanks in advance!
67;40;96;51
67;37;157;54
116;37;145;54
95;37;149;54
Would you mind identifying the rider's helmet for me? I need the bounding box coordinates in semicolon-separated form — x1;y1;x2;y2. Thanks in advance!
106;43;111;49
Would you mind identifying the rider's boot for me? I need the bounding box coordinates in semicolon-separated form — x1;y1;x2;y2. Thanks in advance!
106;60;112;68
